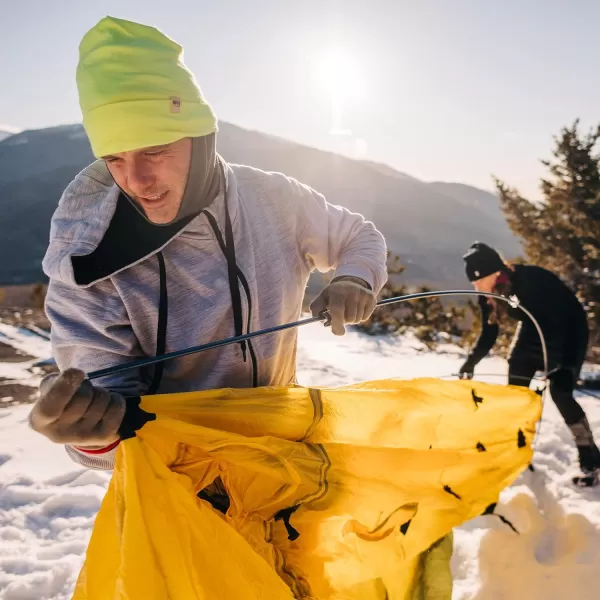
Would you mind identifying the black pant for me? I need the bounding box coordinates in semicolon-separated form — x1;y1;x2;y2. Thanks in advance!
509;362;584;425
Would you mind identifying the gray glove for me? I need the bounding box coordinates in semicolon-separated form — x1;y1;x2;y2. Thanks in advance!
310;276;377;336
29;368;125;448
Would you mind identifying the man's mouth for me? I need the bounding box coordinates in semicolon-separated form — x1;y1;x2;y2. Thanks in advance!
139;191;168;203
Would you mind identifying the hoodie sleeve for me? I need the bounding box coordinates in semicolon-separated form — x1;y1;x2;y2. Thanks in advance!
45;278;150;470
283;177;388;294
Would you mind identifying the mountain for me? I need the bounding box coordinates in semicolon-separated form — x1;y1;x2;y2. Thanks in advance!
429;181;513;225
0;125;20;143
0;123;521;286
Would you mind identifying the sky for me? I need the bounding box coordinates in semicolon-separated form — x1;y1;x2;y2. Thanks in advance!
2;0;600;200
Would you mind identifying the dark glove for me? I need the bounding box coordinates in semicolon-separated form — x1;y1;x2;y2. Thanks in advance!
459;359;476;380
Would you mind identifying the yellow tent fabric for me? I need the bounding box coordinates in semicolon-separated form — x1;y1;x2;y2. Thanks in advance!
73;378;541;600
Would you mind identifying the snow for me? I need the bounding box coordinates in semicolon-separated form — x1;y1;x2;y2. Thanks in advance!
0;325;51;408
0;324;51;363
0;321;599;599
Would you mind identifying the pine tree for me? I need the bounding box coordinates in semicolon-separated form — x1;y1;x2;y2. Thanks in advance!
357;253;409;336
495;120;600;359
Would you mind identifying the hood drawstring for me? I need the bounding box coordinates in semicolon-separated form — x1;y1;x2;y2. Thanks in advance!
201;171;247;363
148;252;168;395
221;194;247;362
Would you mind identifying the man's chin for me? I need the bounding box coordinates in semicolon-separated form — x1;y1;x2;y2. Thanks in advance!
136;195;181;224
144;209;178;225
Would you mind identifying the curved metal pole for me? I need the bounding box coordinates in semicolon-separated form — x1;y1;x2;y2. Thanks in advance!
87;289;549;383
377;290;549;381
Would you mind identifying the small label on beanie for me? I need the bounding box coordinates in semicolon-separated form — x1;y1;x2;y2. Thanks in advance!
170;96;181;114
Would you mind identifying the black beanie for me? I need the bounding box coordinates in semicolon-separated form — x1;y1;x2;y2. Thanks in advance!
463;242;506;282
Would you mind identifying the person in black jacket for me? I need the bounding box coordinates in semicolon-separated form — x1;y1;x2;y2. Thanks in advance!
460;242;600;483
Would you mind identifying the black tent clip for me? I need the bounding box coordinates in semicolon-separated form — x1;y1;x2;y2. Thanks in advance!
274;505;301;541
118;397;157;440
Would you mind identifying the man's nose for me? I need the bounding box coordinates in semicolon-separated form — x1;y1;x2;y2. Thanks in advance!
126;157;156;194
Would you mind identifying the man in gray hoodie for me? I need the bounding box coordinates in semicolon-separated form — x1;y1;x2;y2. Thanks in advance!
28;17;387;470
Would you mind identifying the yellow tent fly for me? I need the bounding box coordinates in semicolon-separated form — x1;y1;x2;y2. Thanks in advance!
72;378;541;600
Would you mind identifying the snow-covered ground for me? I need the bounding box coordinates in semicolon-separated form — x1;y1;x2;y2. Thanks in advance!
0;321;599;599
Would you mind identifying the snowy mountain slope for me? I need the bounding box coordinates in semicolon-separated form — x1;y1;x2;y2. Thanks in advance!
0;322;599;599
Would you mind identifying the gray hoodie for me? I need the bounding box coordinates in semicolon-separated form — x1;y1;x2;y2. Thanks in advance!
42;160;387;469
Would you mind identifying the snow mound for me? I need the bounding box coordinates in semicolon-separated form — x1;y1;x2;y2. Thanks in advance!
476;492;600;598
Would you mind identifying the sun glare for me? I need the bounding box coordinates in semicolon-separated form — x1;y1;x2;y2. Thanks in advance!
317;48;360;99
316;48;361;136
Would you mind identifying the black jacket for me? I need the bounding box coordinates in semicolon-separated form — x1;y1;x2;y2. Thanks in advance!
468;265;588;371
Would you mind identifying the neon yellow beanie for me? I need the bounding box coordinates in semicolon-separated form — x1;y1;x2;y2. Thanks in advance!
77;16;218;158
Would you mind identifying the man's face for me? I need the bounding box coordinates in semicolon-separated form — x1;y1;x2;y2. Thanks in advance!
473;272;499;294
104;137;192;224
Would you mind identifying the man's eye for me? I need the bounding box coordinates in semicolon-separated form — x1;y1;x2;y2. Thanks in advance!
145;150;164;157
105;157;122;164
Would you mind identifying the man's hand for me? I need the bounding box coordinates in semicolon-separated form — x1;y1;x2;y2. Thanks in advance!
310;276;377;336
29;368;125;447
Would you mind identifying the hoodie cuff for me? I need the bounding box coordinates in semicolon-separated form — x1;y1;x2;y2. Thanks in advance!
333;266;376;292
331;275;372;291
72;438;121;454
66;443;118;471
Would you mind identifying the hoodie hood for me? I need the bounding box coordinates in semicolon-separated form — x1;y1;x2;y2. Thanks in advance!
42;159;229;288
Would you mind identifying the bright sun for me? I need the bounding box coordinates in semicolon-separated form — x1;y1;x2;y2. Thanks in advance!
317;48;360;99
316;48;360;135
